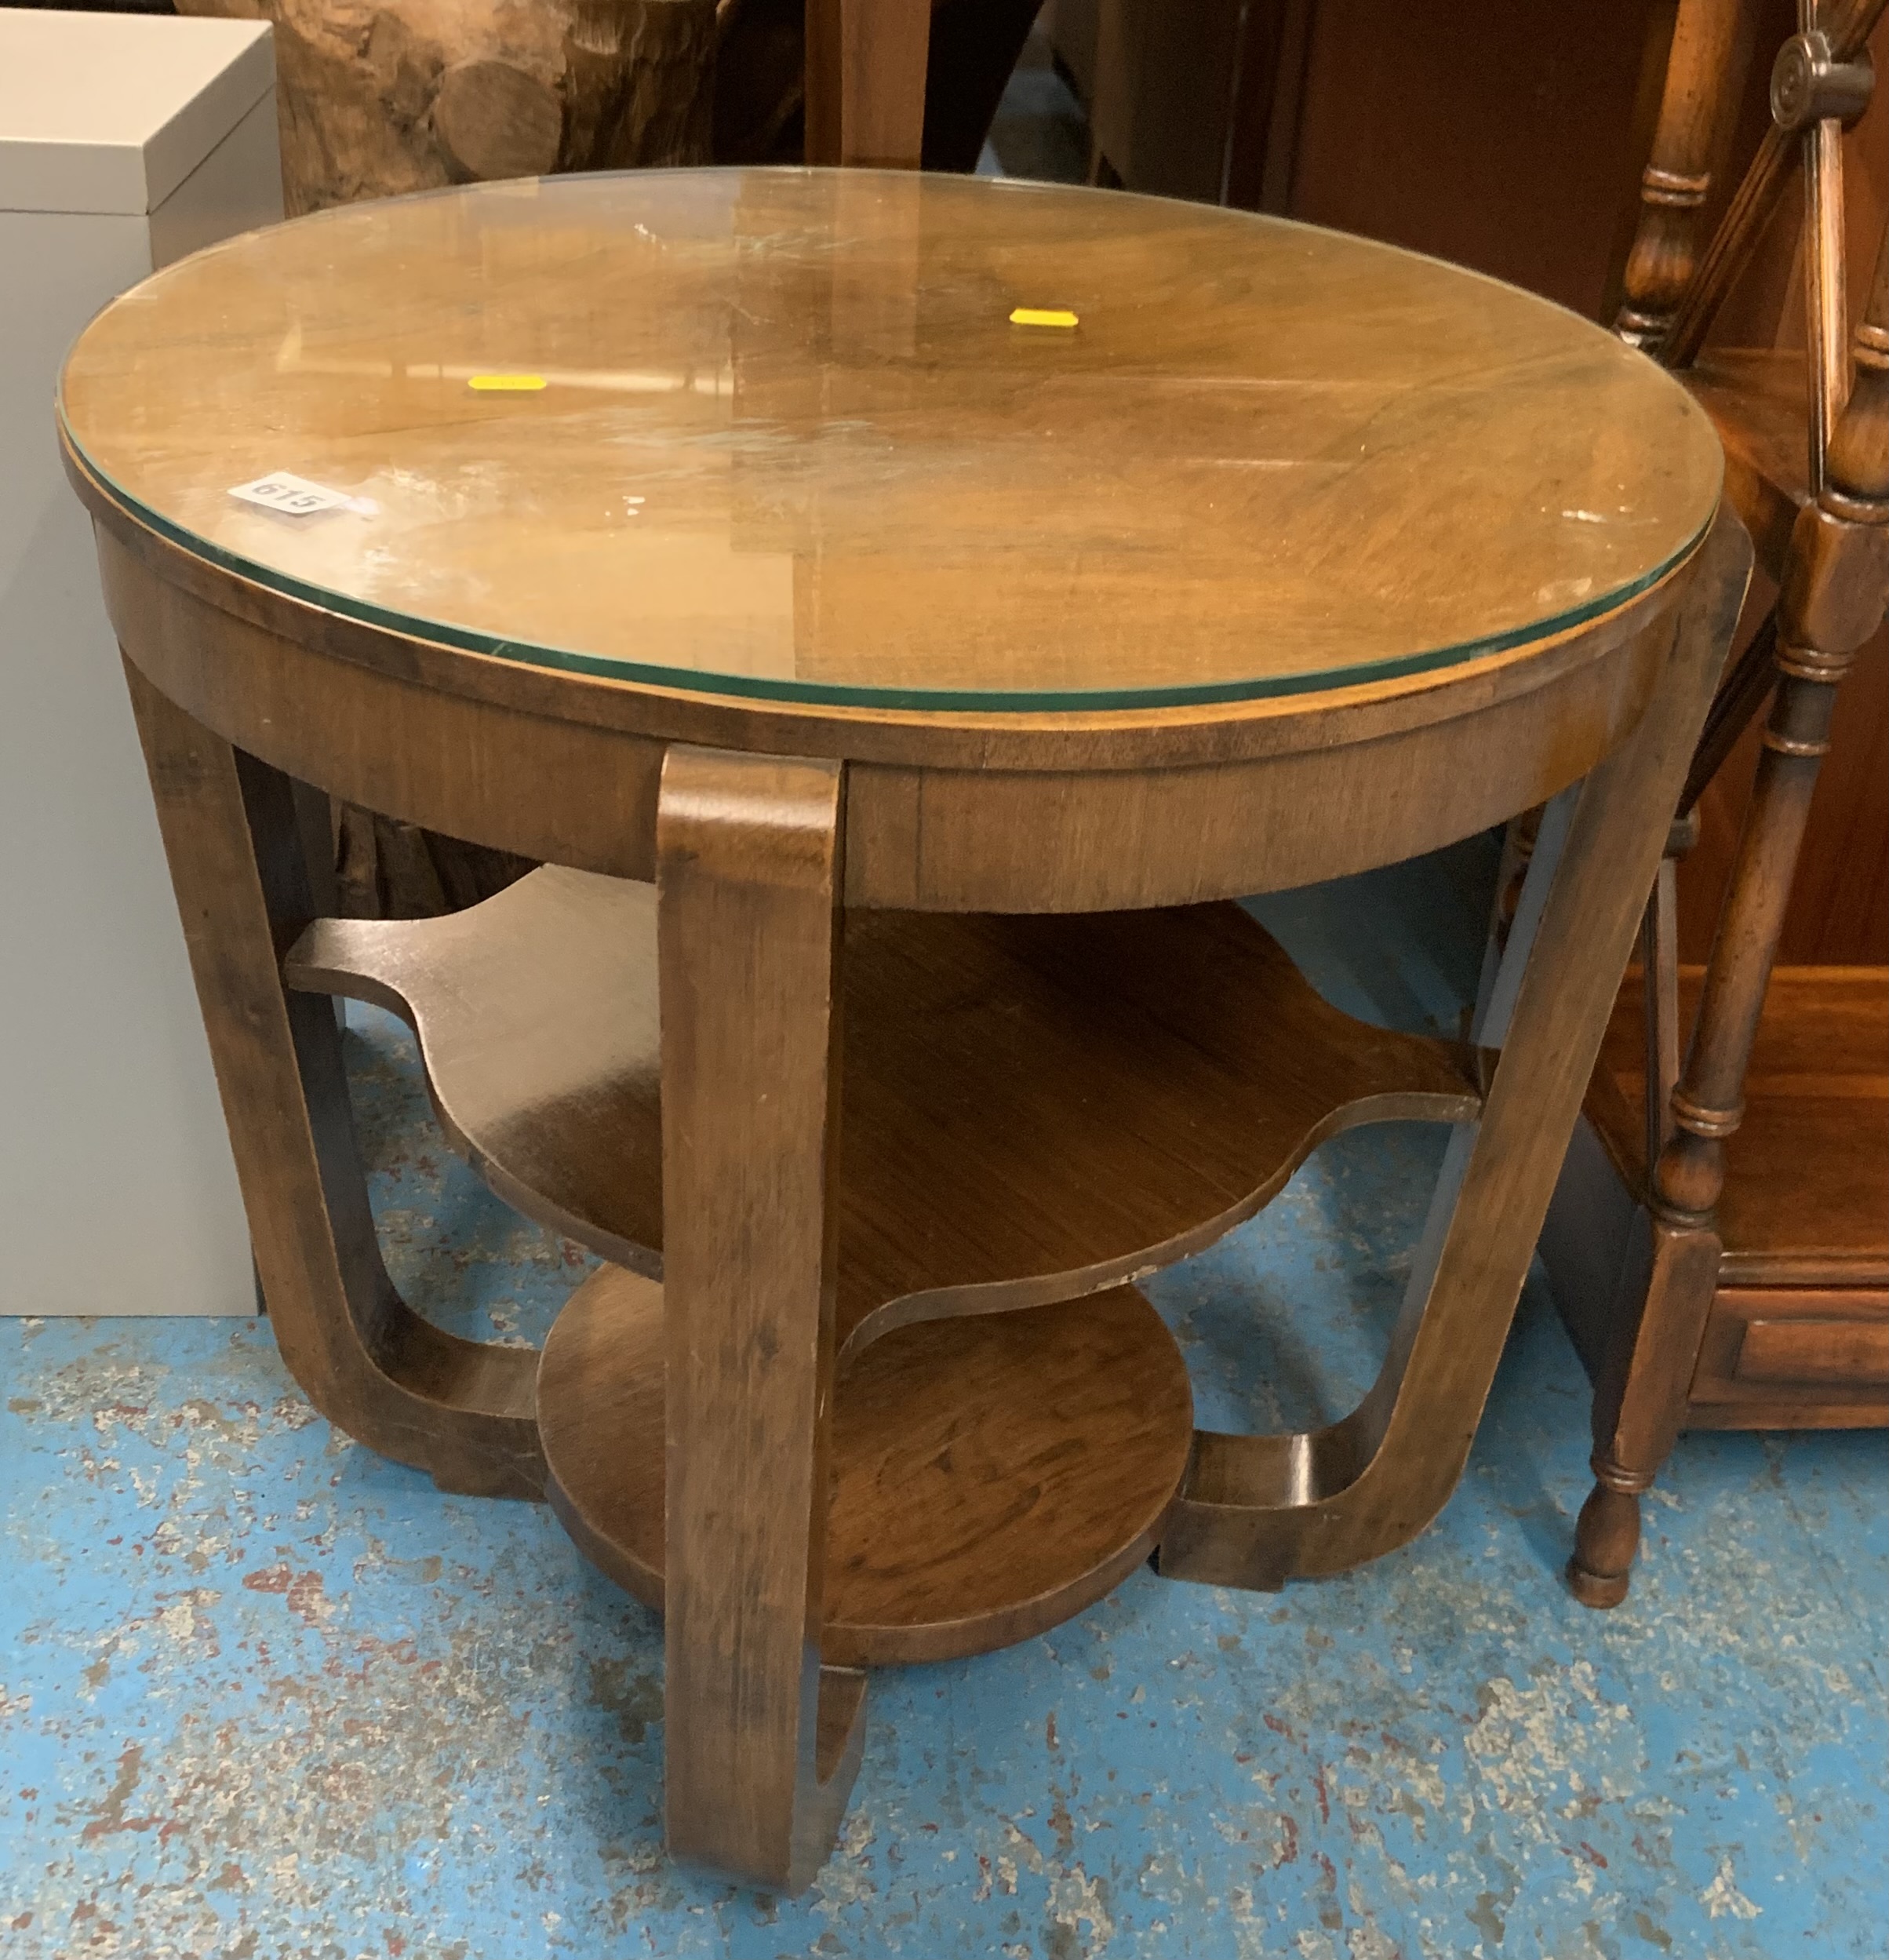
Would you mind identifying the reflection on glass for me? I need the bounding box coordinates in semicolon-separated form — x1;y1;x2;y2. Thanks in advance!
60;169;1722;710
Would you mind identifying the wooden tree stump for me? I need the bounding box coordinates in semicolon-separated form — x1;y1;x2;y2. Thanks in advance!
176;0;718;214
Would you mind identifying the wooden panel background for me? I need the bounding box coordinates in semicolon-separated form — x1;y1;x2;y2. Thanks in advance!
1257;0;1675;317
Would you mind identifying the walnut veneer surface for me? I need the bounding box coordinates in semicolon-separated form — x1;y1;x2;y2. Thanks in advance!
58;168;1721;708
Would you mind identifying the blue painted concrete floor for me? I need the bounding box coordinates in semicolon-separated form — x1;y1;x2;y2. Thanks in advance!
3;854;1885;1959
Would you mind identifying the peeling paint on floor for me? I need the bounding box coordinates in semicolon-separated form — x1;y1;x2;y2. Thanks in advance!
3;858;1884;1958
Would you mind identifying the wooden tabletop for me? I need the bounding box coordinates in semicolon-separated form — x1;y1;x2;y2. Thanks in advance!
59;167;1721;712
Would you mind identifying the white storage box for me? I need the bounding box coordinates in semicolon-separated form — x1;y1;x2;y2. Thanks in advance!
2;9;282;1313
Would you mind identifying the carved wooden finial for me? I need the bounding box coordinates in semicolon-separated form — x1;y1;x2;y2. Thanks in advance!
1613;0;1749;353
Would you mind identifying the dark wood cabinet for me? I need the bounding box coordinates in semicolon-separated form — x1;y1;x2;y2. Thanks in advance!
1065;0;1675;315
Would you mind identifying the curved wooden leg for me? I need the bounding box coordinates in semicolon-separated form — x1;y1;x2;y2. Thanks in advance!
656;743;864;1892
1158;509;1753;1589
123;658;543;1498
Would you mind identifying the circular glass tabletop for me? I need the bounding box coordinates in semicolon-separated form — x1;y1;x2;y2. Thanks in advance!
60;169;1722;712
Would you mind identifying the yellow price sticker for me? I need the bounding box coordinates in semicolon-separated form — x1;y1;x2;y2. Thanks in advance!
1008;308;1079;330
468;373;548;392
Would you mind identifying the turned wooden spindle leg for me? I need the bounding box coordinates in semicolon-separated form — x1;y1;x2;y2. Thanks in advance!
1571;231;1889;1605
1662;2;1882;370
1570;643;1853;1605
1611;0;1749;350
655;744;866;1892
121;659;544;1496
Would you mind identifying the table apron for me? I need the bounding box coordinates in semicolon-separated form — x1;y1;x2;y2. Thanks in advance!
845;624;1669;909
103;520;1679;913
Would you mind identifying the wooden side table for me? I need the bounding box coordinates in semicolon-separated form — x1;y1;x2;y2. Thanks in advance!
59;168;1738;1892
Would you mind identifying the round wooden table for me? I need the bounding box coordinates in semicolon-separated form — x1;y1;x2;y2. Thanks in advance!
60;168;1738;1893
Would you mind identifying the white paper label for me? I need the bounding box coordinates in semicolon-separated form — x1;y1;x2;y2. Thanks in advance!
228;472;352;517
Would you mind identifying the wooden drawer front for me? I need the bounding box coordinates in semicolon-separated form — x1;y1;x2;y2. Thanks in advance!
1737;1315;1889;1386
1689;1289;1889;1428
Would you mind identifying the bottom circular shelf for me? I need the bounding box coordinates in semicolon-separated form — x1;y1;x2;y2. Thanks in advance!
538;1266;1195;1666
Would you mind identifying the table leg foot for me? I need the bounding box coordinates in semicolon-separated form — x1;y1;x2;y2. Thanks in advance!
798;1667;869;1885
1567;1473;1640;1608
1567;1207;1726;1609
